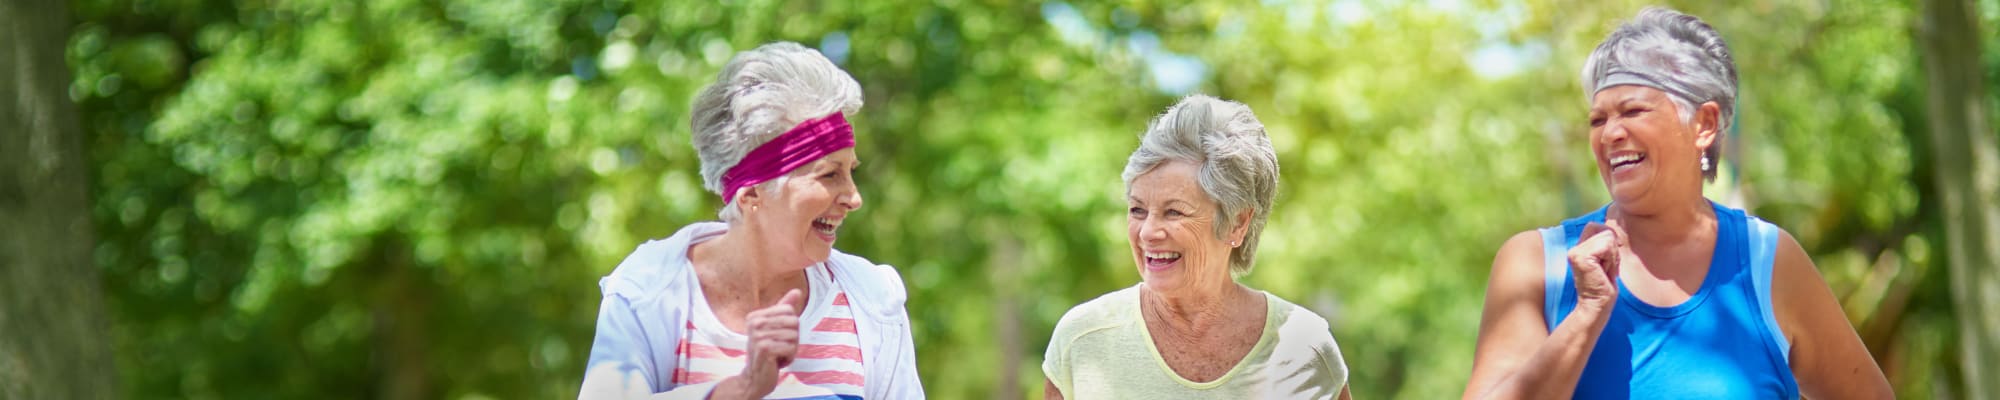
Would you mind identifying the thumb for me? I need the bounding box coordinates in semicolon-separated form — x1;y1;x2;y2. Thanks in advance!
775;288;804;310
1580;221;1609;240
1606;222;1629;250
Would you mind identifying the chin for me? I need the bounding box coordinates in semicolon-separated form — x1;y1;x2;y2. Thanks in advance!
1137;269;1181;290
1603;176;1652;203
784;246;833;268
1608;183;1651;204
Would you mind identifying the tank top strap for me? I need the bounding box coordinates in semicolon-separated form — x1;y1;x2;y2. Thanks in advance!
1744;215;1791;361
1540;226;1568;332
1541;206;1607;332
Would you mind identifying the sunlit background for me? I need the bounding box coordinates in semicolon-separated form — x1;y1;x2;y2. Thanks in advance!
13;0;1999;398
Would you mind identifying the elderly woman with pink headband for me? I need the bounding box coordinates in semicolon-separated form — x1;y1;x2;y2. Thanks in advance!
580;42;923;400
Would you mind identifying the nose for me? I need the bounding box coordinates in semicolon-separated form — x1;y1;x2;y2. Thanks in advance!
1599;119;1629;145
839;185;864;211
1141;217;1168;242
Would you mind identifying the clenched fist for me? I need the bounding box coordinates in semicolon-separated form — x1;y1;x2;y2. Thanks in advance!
713;289;806;400
1567;221;1626;313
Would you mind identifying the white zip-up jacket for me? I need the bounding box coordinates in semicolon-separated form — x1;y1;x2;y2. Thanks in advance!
579;222;924;399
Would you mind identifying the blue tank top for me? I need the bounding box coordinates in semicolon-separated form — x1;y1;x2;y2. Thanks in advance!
1540;202;1799;399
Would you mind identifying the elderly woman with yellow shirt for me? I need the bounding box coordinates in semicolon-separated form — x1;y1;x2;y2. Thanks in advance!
1042;95;1352;399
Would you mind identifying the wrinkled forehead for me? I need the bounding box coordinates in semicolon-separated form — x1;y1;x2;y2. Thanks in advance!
1126;161;1211;205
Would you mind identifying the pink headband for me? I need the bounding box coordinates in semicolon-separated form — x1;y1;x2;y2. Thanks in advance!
720;112;855;203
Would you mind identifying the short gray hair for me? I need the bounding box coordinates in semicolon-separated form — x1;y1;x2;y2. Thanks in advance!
690;42;863;221
1122;95;1279;275
1581;7;1738;182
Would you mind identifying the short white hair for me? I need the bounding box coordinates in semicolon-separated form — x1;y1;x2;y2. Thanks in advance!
1122;95;1279;275
1581;7;1738;181
689;42;863;221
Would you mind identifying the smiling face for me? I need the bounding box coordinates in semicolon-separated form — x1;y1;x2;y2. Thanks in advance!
743;148;864;267
1587;85;1716;209
1126;160;1243;294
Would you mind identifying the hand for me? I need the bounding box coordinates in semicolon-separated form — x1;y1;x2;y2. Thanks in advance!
734;289;805;399
1567;221;1626;313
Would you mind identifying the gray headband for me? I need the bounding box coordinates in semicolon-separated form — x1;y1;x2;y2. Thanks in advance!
1593;67;1740;138
1592;68;1701;105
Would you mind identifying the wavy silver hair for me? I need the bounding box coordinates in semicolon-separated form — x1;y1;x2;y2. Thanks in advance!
690;42;863;222
1581;7;1738;182
1122;95;1280;275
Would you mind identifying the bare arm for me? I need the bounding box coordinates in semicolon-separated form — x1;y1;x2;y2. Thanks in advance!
1044;378;1063;400
1463;226;1622;400
1771;230;1894;398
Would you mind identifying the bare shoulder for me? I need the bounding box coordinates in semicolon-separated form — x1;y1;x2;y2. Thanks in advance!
1768;228;1815;280
1766;224;1849;340
1768;227;1830;317
1764;224;1895;397
1490;229;1550;292
1477;229;1552;326
1465;229;1555;398
1497;229;1548;261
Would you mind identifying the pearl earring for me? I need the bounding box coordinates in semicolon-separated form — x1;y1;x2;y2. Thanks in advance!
1701;155;1711;172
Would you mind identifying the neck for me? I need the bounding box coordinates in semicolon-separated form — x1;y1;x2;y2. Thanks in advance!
692;226;811;305
1609;194;1715;246
1142;279;1251;332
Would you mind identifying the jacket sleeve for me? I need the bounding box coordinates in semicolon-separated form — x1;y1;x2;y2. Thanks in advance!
864;261;926;399
886;291;925;399
578;279;719;399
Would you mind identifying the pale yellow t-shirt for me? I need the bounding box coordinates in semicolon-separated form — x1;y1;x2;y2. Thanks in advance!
1042;285;1349;399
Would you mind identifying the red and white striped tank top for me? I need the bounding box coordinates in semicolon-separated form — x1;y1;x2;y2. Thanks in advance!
673;264;866;399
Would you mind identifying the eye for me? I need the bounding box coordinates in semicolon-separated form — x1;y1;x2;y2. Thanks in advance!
1128;207;1146;218
1165;209;1186;217
1621;108;1645;118
1589;116;1606;128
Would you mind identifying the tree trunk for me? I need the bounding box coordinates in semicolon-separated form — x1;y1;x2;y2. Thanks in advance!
374;248;433;400
1917;0;2000;396
0;0;120;398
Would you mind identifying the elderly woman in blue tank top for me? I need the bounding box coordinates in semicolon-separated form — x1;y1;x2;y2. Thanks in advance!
1463;8;1892;399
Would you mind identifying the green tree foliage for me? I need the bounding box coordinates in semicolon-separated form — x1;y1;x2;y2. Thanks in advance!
69;0;1998;398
